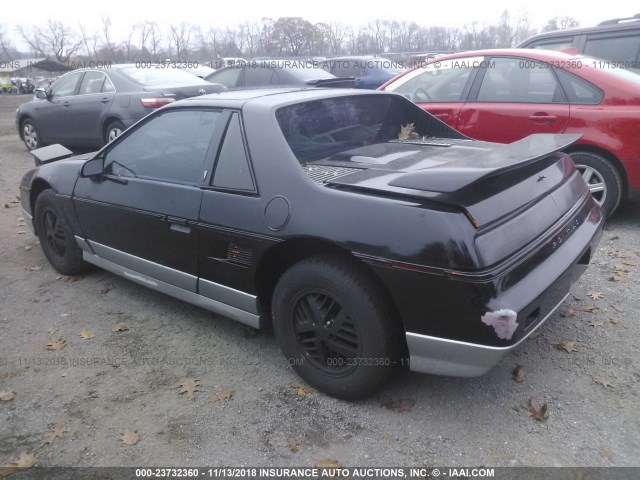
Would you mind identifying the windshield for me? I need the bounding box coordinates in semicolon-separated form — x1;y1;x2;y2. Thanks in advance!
119;67;209;86
276;94;464;163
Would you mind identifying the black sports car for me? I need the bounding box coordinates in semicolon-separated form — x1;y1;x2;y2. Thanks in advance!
15;65;226;150
20;88;603;399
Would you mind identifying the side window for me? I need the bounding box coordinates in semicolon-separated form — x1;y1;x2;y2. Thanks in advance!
210;68;242;88
102;77;116;93
212;113;255;191
50;72;82;97
477;58;563;103
526;36;575;51
554;68;604;104
243;66;275;87
332;61;356;77
104;110;220;184
387;59;476;102
78;71;106;95
584;33;640;63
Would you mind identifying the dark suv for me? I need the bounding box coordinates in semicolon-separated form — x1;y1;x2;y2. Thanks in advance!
518;14;640;71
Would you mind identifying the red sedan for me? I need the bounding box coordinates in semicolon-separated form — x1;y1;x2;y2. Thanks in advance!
381;49;640;216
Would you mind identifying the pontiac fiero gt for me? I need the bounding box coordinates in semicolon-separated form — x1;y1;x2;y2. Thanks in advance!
20;89;603;399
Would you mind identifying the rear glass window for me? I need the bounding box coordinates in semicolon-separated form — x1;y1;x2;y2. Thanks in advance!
119;67;208;86
276;95;464;163
554;69;604;104
584;34;640;63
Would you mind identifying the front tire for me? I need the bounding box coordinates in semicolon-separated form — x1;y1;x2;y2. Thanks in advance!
569;151;623;218
35;189;90;276
272;254;402;400
21;119;42;150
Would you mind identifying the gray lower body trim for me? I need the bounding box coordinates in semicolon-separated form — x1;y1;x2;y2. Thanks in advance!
22;208;34;234
88;241;197;292
199;278;259;315
74;235;94;253
406;293;568;377
81;247;261;329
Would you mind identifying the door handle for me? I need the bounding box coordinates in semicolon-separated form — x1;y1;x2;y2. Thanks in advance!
529;114;557;123
167;216;191;234
63;102;71;108
432;113;450;120
100;97;110;104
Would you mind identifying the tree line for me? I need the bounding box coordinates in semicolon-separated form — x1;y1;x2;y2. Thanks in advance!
0;12;579;64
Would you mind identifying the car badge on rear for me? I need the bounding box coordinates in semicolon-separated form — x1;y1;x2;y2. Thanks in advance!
198;89;207;95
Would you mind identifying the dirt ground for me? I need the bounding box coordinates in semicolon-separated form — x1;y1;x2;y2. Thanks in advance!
0;94;639;470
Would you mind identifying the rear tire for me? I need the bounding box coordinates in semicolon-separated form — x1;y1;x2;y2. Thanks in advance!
272;254;402;400
35;189;90;276
569;151;622;218
104;120;125;144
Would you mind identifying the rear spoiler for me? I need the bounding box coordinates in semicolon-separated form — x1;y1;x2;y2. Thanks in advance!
29;144;74;167
388;134;582;193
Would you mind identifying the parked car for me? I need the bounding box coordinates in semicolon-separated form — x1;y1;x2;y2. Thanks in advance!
20;88;603;399
204;60;354;89
518;14;640;72
15;65;226;150
320;56;404;89
182;65;216;78
380;48;640;216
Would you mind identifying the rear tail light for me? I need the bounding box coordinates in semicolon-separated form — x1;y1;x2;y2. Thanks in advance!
140;96;176;108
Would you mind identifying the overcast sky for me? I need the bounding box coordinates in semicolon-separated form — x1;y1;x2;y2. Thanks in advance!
3;0;637;43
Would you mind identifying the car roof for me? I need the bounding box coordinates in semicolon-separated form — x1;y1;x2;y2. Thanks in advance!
414;48;582;64
518;15;640;44
166;87;389;109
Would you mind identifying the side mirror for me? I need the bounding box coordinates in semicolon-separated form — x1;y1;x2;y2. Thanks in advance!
80;157;104;177
35;87;48;99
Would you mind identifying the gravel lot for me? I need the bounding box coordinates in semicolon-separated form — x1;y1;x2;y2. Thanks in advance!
0;94;639;471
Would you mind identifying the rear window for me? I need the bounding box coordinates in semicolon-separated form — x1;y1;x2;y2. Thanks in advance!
276;95;463;163
119;67;208;86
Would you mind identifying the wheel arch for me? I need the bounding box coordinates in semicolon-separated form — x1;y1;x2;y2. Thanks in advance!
17;114;34;140
29;178;53;233
564;144;629;198
255;237;406;338
102;116;125;142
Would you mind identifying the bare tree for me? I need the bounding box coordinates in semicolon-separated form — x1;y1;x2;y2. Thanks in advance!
16;24;46;57
124;24;138;61
273;17;316;56
543;16;579;32
169;22;192;60
78;23;99;58
0;24;19;60
100;15;116;61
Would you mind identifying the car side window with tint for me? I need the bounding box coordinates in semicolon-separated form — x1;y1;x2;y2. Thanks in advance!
78;71;106;95
211;113;255;191
387;59;476;102
209;68;242;88
103;110;220;184
554;68;604;104
102;77;116;93
50;72;82;97
244;66;275;87
527;36;575;51
584;33;640;63
477;57;563;103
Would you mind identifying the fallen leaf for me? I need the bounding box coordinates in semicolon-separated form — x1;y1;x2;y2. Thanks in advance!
553;341;579;353
0;390;15;401
97;285;113;294
45;338;66;351
16;231;26;235
80;327;95;340
610;317;620;325
288;439;300;453
289;383;315;397
40;425;68;448
47;326;58;335
586;291;604;300
587;320;604;328
609;274;626;282
398;399;414;412
61;371;68;378
612;305;625;313
111;324;129;332
512;365;525;383
522;397;549;421
67;276;81;283
24;245;32;251
592;375;615;389
599;448;614;461
207;390;233;403
175;378;201;400
579;305;599;313
530;331;541;339
3;203;9;208
315;459;343;468
559;309;576;318
622;259;637;267
120;429;139;446
611;250;628;258
28;266;42;271
0;451;37;476
614;266;629;273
